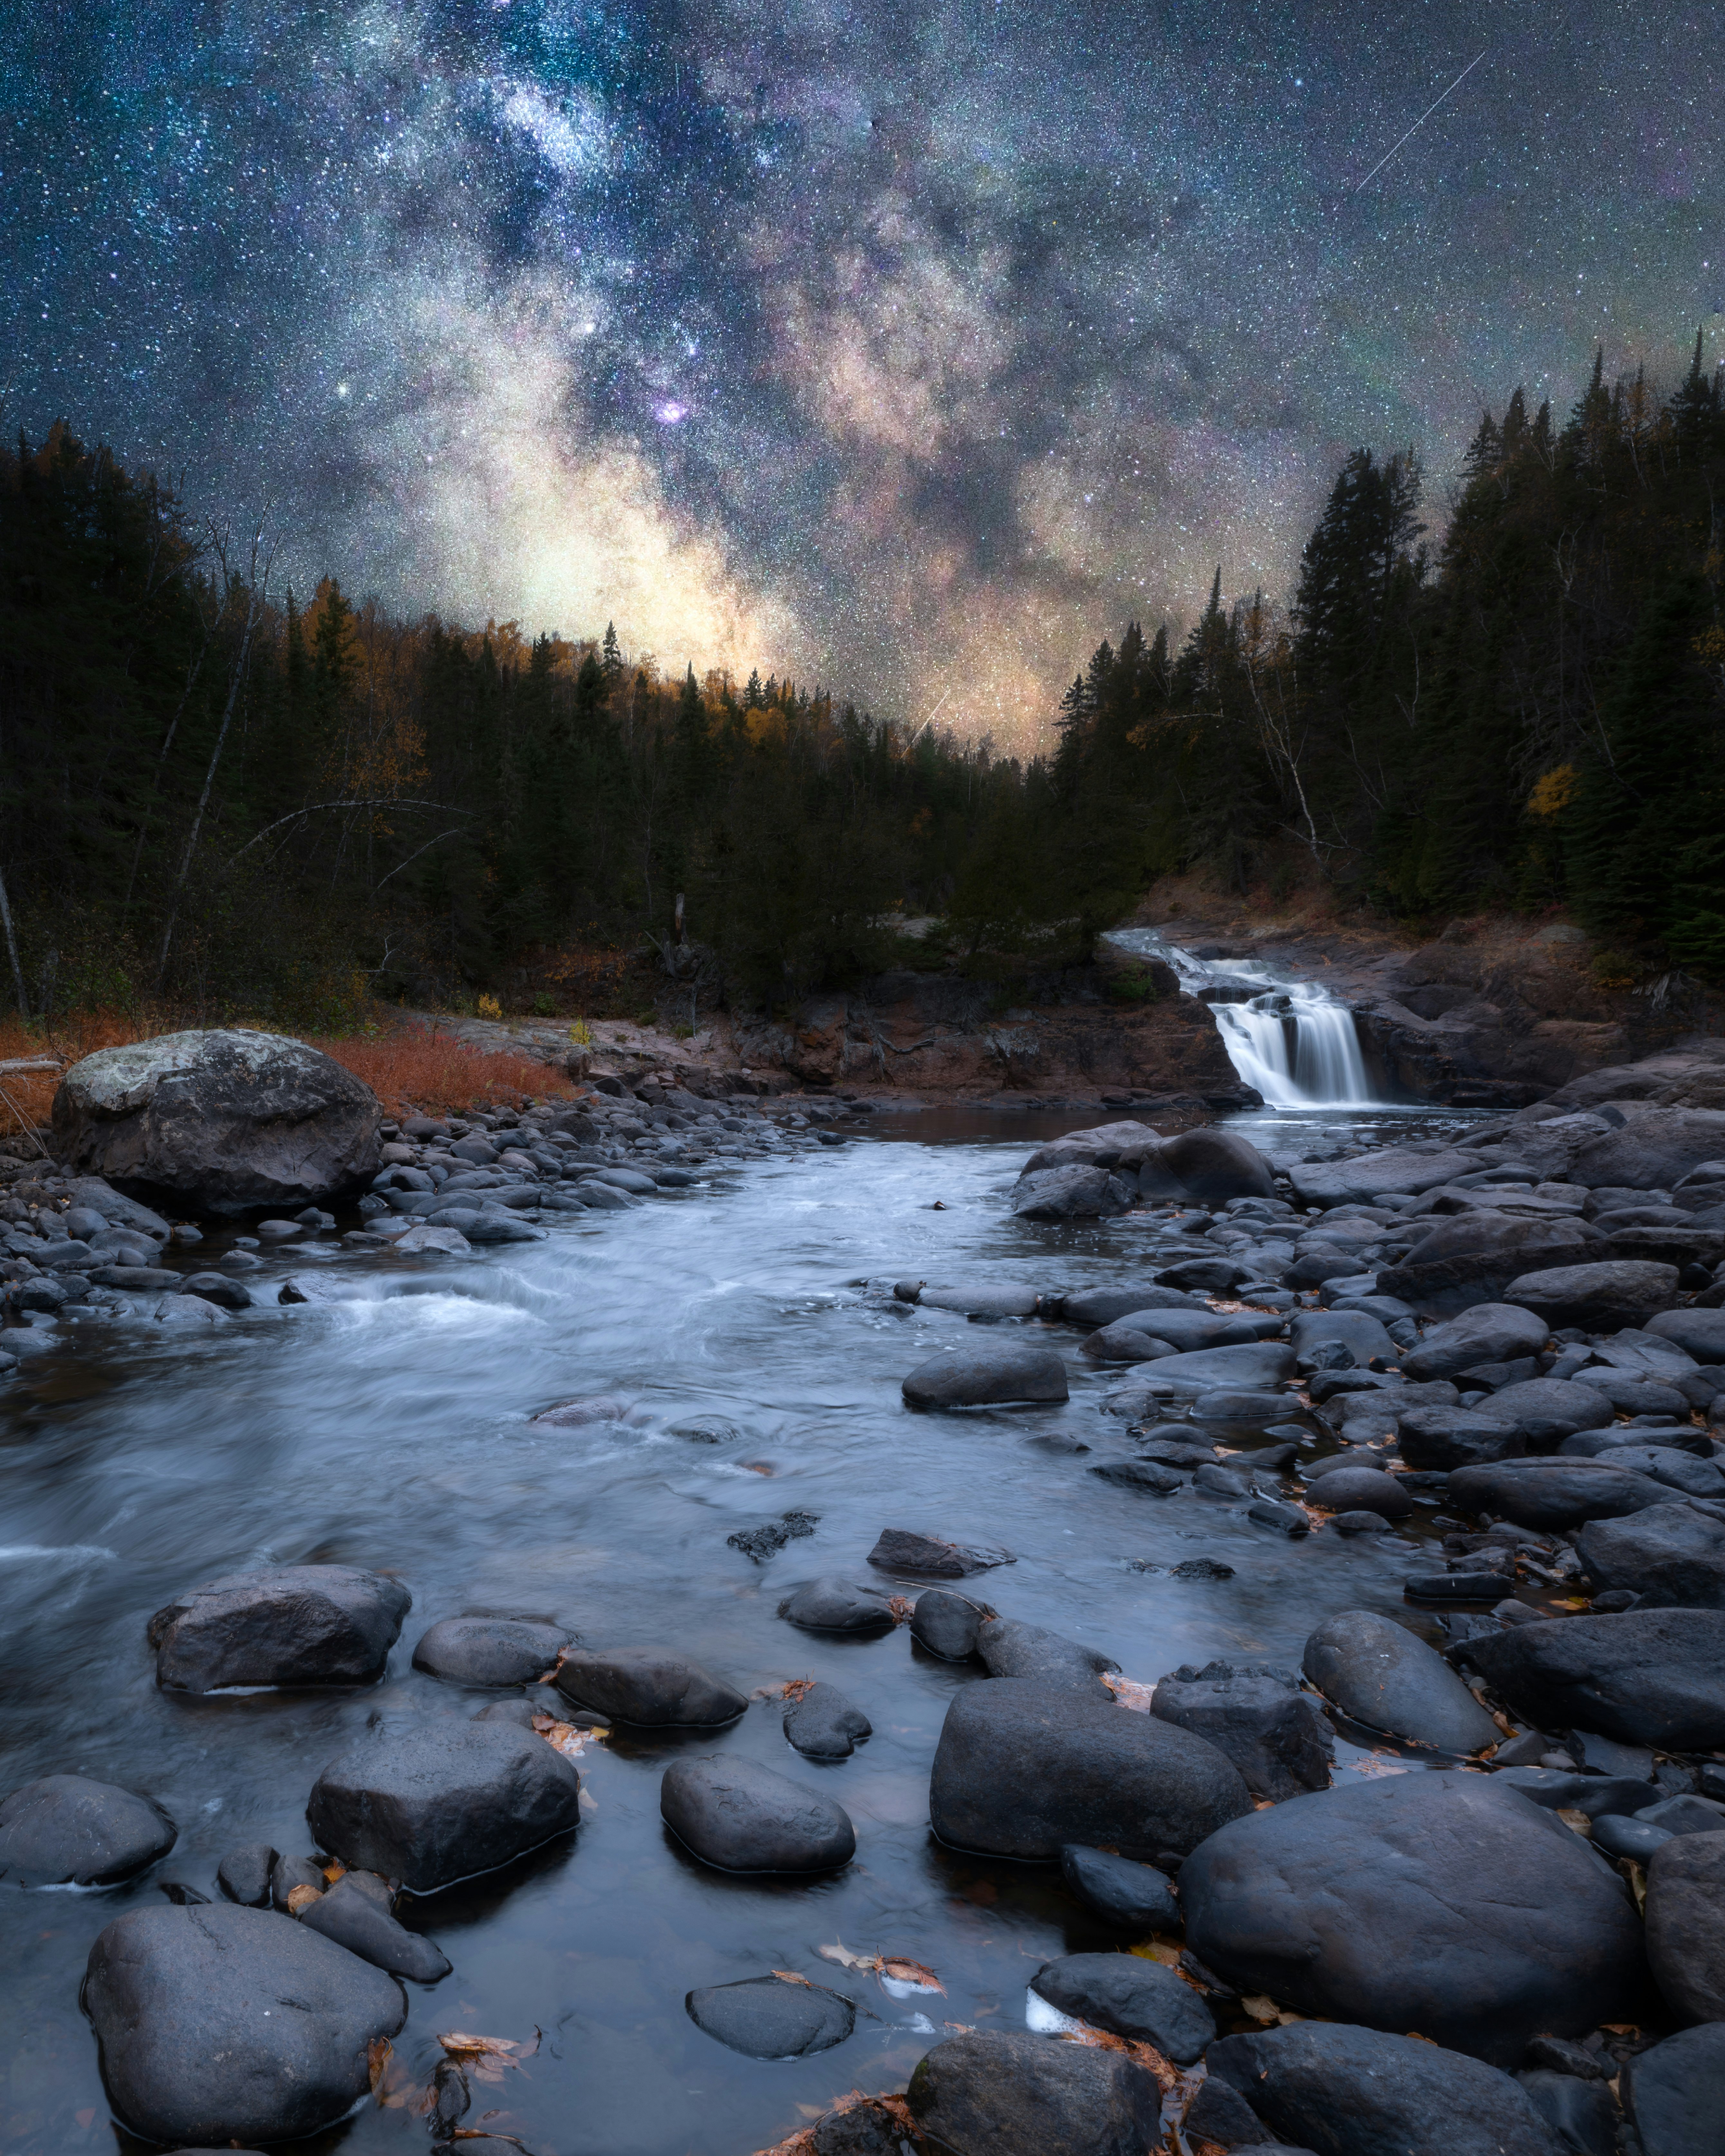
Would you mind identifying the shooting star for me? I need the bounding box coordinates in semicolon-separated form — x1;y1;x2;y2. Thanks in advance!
1353;49;1487;191
906;689;951;746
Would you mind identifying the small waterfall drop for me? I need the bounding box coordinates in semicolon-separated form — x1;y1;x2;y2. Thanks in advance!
1105;928;1379;1108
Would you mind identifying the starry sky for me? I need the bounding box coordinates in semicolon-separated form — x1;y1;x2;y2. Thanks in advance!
5;0;1721;740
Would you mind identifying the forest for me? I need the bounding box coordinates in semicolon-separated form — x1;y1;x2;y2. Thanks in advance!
1;331;1721;1028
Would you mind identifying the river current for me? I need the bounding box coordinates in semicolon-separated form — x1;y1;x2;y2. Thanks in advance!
1;1104;1481;2156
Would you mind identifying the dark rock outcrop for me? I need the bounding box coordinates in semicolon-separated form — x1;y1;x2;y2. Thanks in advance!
1464;1608;1725;1749
148;1565;411;1693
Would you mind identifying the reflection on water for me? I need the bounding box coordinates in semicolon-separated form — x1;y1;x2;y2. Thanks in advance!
0;1120;1473;2155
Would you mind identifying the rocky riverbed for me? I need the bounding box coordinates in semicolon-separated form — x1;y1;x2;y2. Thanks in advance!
4;1033;1725;2156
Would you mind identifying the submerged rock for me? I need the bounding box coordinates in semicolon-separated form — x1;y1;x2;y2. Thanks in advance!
686;1974;855;2058
660;1757;855;1873
783;1681;872;1760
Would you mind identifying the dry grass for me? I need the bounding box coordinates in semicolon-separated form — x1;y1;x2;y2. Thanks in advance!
0;1010;576;1136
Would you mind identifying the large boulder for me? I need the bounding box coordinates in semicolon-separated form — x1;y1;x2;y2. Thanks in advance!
0;1774;175;1885
1030;1951;1215;2062
901;1340;1070;1407
551;1646;746;1725
306;1722;582;1890
1180;1770;1644;2065
1126;1341;1297;1394
1158;1127;1275;1204
1572;1108;1725;1191
148;1566;412;1692
1150;1661;1335;1801
1646;1831;1725;2023
928;1678;1252;1859
906;2029;1162;2156
1377;1214;1603;1317
1289;1147;1486;1208
1204;2023;1563;2156
1464;1608;1725;1749
1623;2024;1725;2156
1402;1303;1552;1381
84;1903;405;2145
1012;1165;1138;1219
1647;1307;1725;1363
1447;1457;1675;1530
410;1617;568;1687
1466;1377;1615;1446
1580;1504;1725;1608
1505;1260;1683;1331
1397;1407;1525;1472
1301;1611;1500;1752
660;1758;855;1873
53;1030;382;1215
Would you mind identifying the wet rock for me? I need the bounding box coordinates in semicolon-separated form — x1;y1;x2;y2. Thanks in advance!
866;1528;1013;1575
1181;2073;1280;2152
929;1677;1253;1859
901;1339;1070;1407
1302;1610;1500;1752
1109;1306;1274;1355
906;2028;1162;2156
976;1617;1118;1696
1516;2068;1618;2156
1474;1377;1617;1445
1290;1146;1486;1208
1623;2023;1725;2156
1403;1303;1554;1381
1062;1284;1198;1326
1182;1771;1644;2065
1249;1497;1312;1535
1584;1444;1725;1498
1012;1165;1138;1219
1091;1457;1186;1493
671;1415;750;1444
779;1578;898;1633
1332;1508;1394;1536
1448;1458;1675;1530
1580;1504;1725;1610
1059;1843;1181;1931
1505;1259;1683;1331
727;1509;820;1562
533;1393;653;1428
1488;1767;1661;1820
306;1721;583;1890
270;1853;328;1909
1151;1661;1334;1800
296;1871;450;1982
83;1903;406;2145
784;1681;872;1760
87;1263;180;1292
1573;1107;1725;1191
1155;1255;1257;1292
392;1223;471;1255
1081;1319;1184;1362
685;1973;855;2058
215;1843;276;1908
660;1757;855;1873
1205;2022;1562;2156
411;1617;569;1687
0;1773;176;1885
1397;1406;1525;1471
153;1294;229;1326
552;1646;747;1725
1591;1813;1677;1863
910;1588;986;1661
148;1564;412;1692
1378;1214;1603;1318
53;1030;382;1215
1132;1341;1298;1394
1290;1306;1398;1368
808;2100;907;2156
913;1282;1044;1317
1030;1951;1215;2062
1307;1466;1414;1519
169;1270;251;1309
1465;1608;1725;1749
1159;1127;1275;1205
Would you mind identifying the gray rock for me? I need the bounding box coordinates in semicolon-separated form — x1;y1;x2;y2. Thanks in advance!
1152;1661;1334;1799
686;1973;855;2058
1128;1341;1297;1394
977;1617;1118;1696
907;2028;1163;2156
52;1030;381;1215
1012;1164;1139;1219
1290;1147;1486;1208
306;1721;583;1890
296;1871;450;1982
410;1617;569;1687
1205;2022;1563;2156
1505;1259;1684;1330
0;1773;176;1885
552;1646;746;1725
1646;1838;1725;2023
1061;1284;1198;1325
1648;1307;1725;1363
1030;1951;1216;2062
1378;1214;1604;1318
1182;1771;1645;2065
913;1282;1044;1317
1517;2068;1616;2156
784;1681;872;1760
1397;1406;1525;1471
148;1564;411;1692
1487;1766;1660;1820
1308;1466;1414;1519
1474;1377;1616;1444
779;1578;898;1633
929;1677;1253;1858
215;1842;275;1907
1448;1458;1677;1529
1583;1505;1725;1608
901;1339;1070;1406
270;1852;328;1909
1623;2023;1725;2156
83;1903;406;2145
1059;1843;1181;1931
1464;1607;1725;1749
1302;1610;1500;1751
1159;1126;1276;1204
660;1757;855;1873
1403;1303;1554;1381
1090;1457;1186;1493
1573;1108;1725;1192
1291;1306;1398;1368
910;1587;986;1660
865;1528;1013;1575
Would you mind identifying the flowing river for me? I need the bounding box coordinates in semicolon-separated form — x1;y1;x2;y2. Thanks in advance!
0;1101;1484;2156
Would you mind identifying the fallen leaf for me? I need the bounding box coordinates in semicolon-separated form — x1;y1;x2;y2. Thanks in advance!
771;1970;813;1986
816;1943;875;1971
750;2092;916;2156
878;1958;946;1995
886;1595;915;1623
1556;1807;1593;1835
1351;1755;1409;1778
1101;1674;1155;1713
741;1461;775;1475
780;1677;818;1704
1130;1941;1182;1966
367;2038;392;2099
436;2030;540;2085
531;1714;604;1759
1060;2026;1179;2091
322;1860;348;1884
286;1884;323;1914
1240;1994;1281;2024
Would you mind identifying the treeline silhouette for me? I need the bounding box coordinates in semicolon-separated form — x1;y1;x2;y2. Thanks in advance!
1;332;1720;1025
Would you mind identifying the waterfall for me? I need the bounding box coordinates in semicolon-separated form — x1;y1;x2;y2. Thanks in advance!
1105;929;1380;1108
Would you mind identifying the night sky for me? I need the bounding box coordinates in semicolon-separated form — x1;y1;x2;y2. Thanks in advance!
5;0;1721;737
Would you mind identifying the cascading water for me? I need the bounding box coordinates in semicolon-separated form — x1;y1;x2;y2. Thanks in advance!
1105;927;1380;1107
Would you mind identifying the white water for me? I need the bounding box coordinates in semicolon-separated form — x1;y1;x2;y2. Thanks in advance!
1105;928;1379;1108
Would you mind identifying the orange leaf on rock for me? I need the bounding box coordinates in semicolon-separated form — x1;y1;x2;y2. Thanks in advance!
286;1884;323;1914
1101;1674;1155;1713
367;2038;392;2098
771;1970;813;1986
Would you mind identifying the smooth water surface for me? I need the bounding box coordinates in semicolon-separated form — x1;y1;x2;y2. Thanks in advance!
1;1122;1475;2156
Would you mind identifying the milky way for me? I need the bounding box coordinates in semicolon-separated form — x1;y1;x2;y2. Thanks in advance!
4;0;1720;739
